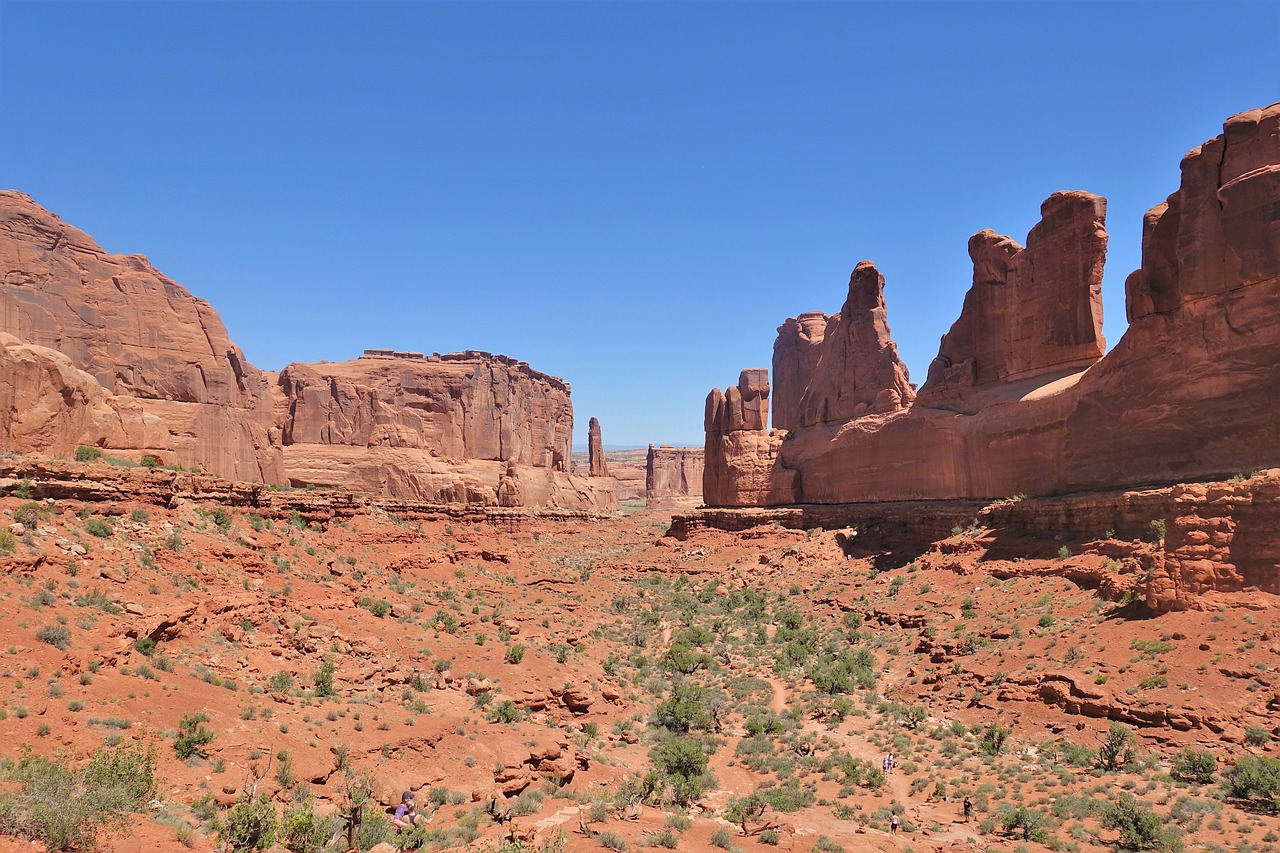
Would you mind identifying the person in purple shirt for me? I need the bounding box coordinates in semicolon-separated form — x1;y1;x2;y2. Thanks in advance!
393;791;416;830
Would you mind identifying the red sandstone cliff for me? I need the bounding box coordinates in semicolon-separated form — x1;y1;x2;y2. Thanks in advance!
645;444;703;510
0;192;616;510
705;103;1280;507
0;191;285;482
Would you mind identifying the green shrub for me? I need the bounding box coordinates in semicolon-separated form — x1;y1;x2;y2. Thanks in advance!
174;712;215;758
0;529;15;555
487;700;524;724
84;518;113;538
220;793;278;852
313;660;336;697
280;792;333;853
1102;793;1180;851
1098;722;1137;771
654;682;711;733
1171;748;1216;783
504;644;527;664
36;624;72;650
1222;755;1280;812
980;721;1011;756
134;637;157;657
650;736;713;806
1246;725;1272;746
74;446;102;464
0;742;156;850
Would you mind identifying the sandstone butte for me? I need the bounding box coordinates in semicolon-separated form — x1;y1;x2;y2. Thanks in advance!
706;103;1280;510
645;444;704;511
0;194;616;511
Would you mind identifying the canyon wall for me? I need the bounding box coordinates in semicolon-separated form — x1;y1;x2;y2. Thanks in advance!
706;103;1280;507
645;445;703;510
0;191;615;510
0;192;285;482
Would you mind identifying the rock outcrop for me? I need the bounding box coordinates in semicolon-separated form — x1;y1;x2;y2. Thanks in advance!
0;192;616;510
0;191;285;482
645;445;703;510
916;191;1108;409
587;417;609;478
794;261;915;427
704;103;1280;507
771;312;829;432
703;370;795;506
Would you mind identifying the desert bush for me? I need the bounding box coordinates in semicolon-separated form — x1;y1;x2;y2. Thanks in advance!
74;445;102;463
36;624;72;650
1245;725;1272;746
980;721;1011;756
653;681;711;733
174;712;215;758
84;518;113;538
1221;755;1280;812
312;660;336;697
504;644;527;664
0;742;156;850
1171;748;1216;784
650;736;714;806
280;792;333;853
0;529;15;555
487;700;524;724
220;793;278;852
1098;722;1137;771
1102;794;1181;851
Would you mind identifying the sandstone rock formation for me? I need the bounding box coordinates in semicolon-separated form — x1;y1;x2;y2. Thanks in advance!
794;261;915;427
917;191;1108;409
645;445;703;510
0;192;616;510
0;191;284;482
704;103;1280;506
587;417;609;478
771;311;829;432
704;371;795;506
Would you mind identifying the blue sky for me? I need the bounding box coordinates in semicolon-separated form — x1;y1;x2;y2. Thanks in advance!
2;2;1276;447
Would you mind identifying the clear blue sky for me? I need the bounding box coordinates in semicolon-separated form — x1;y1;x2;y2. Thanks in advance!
2;2;1276;447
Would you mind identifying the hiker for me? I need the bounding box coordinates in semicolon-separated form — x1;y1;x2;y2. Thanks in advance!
963;796;973;821
890;814;900;834
393;791;416;830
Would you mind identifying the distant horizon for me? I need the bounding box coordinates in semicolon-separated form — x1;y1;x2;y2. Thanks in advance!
3;2;1275;447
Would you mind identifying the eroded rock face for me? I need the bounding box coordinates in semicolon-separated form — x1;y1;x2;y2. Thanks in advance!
917;191;1107;409
588;417;609;478
645;445;703;510
704;103;1280;507
771;311;829;432
794;262;915;427
0;191;285;482
0;192;616;510
704;372;795;506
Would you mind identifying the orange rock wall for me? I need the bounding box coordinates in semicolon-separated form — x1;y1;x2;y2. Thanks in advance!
705;103;1280;507
0;191;615;509
645;445;703;510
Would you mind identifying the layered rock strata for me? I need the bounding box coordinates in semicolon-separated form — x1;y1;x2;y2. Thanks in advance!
705;103;1280;508
0;192;284;482
645;445;703;510
0;191;615;509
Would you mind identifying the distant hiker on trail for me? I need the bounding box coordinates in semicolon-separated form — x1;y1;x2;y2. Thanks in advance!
890;814;900;834
963;796;973;821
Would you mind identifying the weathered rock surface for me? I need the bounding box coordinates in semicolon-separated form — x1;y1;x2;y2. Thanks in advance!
917;191;1108;409
587;417;609;478
705;104;1280;507
0;190;285;482
794;261;915;427
645;444;703;510
0;192;616;510
271;351;615;508
771;311;829;432
704;371;795;506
